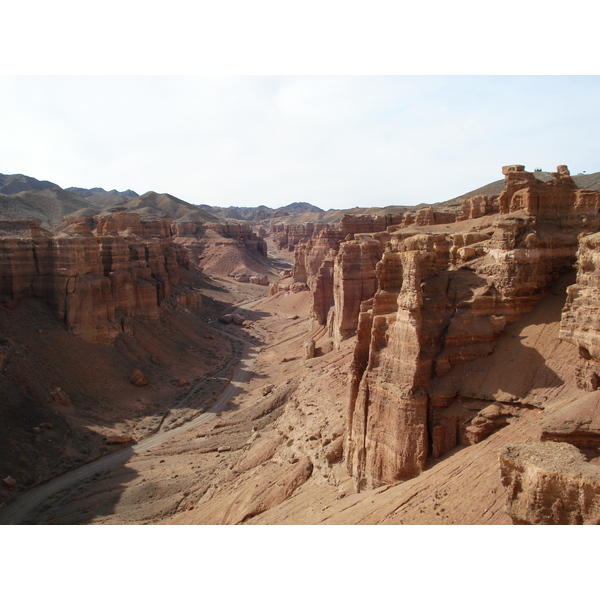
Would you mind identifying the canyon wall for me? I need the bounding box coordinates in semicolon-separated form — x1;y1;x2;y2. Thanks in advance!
173;220;268;265
0;213;196;344
271;222;329;251
340;165;600;490
498;223;600;523
560;231;600;389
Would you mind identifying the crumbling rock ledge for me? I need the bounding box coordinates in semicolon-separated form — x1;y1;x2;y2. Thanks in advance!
499;441;600;524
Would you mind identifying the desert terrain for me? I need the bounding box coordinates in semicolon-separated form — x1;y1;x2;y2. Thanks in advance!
2;165;600;525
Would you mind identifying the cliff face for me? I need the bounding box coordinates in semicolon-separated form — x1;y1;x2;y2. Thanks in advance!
292;228;344;288
344;165;600;491
0;213;194;345
331;237;382;347
496;217;600;523
271;222;329;251
560;231;600;389
173;221;267;263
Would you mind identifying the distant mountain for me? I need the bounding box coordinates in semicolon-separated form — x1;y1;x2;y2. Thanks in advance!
123;191;219;223
67;186;139;209
278;202;324;213
67;186;139;199
573;172;600;191
0;174;220;228
2;168;599;230
0;173;61;196
201;202;325;222
0;187;97;227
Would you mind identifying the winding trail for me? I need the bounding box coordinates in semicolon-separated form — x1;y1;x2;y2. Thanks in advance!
0;303;262;525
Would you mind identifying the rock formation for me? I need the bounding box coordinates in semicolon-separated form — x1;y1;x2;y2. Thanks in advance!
494;173;600;523
344;165;600;490
499;442;600;524
0;213;195;344
330;236;382;347
271;222;329;251
560;231;600;390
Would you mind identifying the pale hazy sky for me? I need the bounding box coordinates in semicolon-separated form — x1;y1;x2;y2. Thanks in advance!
2;4;598;211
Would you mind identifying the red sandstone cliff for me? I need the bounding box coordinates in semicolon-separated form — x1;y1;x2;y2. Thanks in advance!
0;213;195;344
343;165;600;490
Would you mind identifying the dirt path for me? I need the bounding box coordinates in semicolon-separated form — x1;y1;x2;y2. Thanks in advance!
0;327;260;525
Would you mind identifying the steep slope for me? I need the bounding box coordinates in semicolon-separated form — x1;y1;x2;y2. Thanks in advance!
123;191;219;223
0;188;96;228
0;174;61;195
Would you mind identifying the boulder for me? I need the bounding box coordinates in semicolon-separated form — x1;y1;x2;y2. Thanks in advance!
105;434;136;445
2;476;17;491
249;275;269;286
303;339;316;360
540;391;600;448
47;387;71;406
130;369;149;387
499;441;600;524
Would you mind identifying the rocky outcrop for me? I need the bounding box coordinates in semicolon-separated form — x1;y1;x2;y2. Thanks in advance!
338;214;405;236
0;215;192;344
345;165;598;491
458;195;499;220
292;228;344;287
498;164;600;228
560;232;600;390
499;442;600;524
330;237;382;347
271;222;328;251
310;259;335;324
540;392;600;449
173;221;267;267
204;223;267;257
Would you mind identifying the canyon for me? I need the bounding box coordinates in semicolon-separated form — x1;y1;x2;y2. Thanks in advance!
1;165;600;524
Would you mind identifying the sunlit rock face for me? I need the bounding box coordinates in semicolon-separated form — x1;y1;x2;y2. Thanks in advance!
499;442;600;525
271;222;328;251
331;237;382;348
345;165;600;491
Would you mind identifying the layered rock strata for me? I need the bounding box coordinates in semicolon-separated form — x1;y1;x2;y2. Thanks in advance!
345;165;600;490
172;221;267;266
292;228;344;288
0;214;195;344
560;232;600;390
499;442;600;524
271;222;328;251
330;237;382;347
